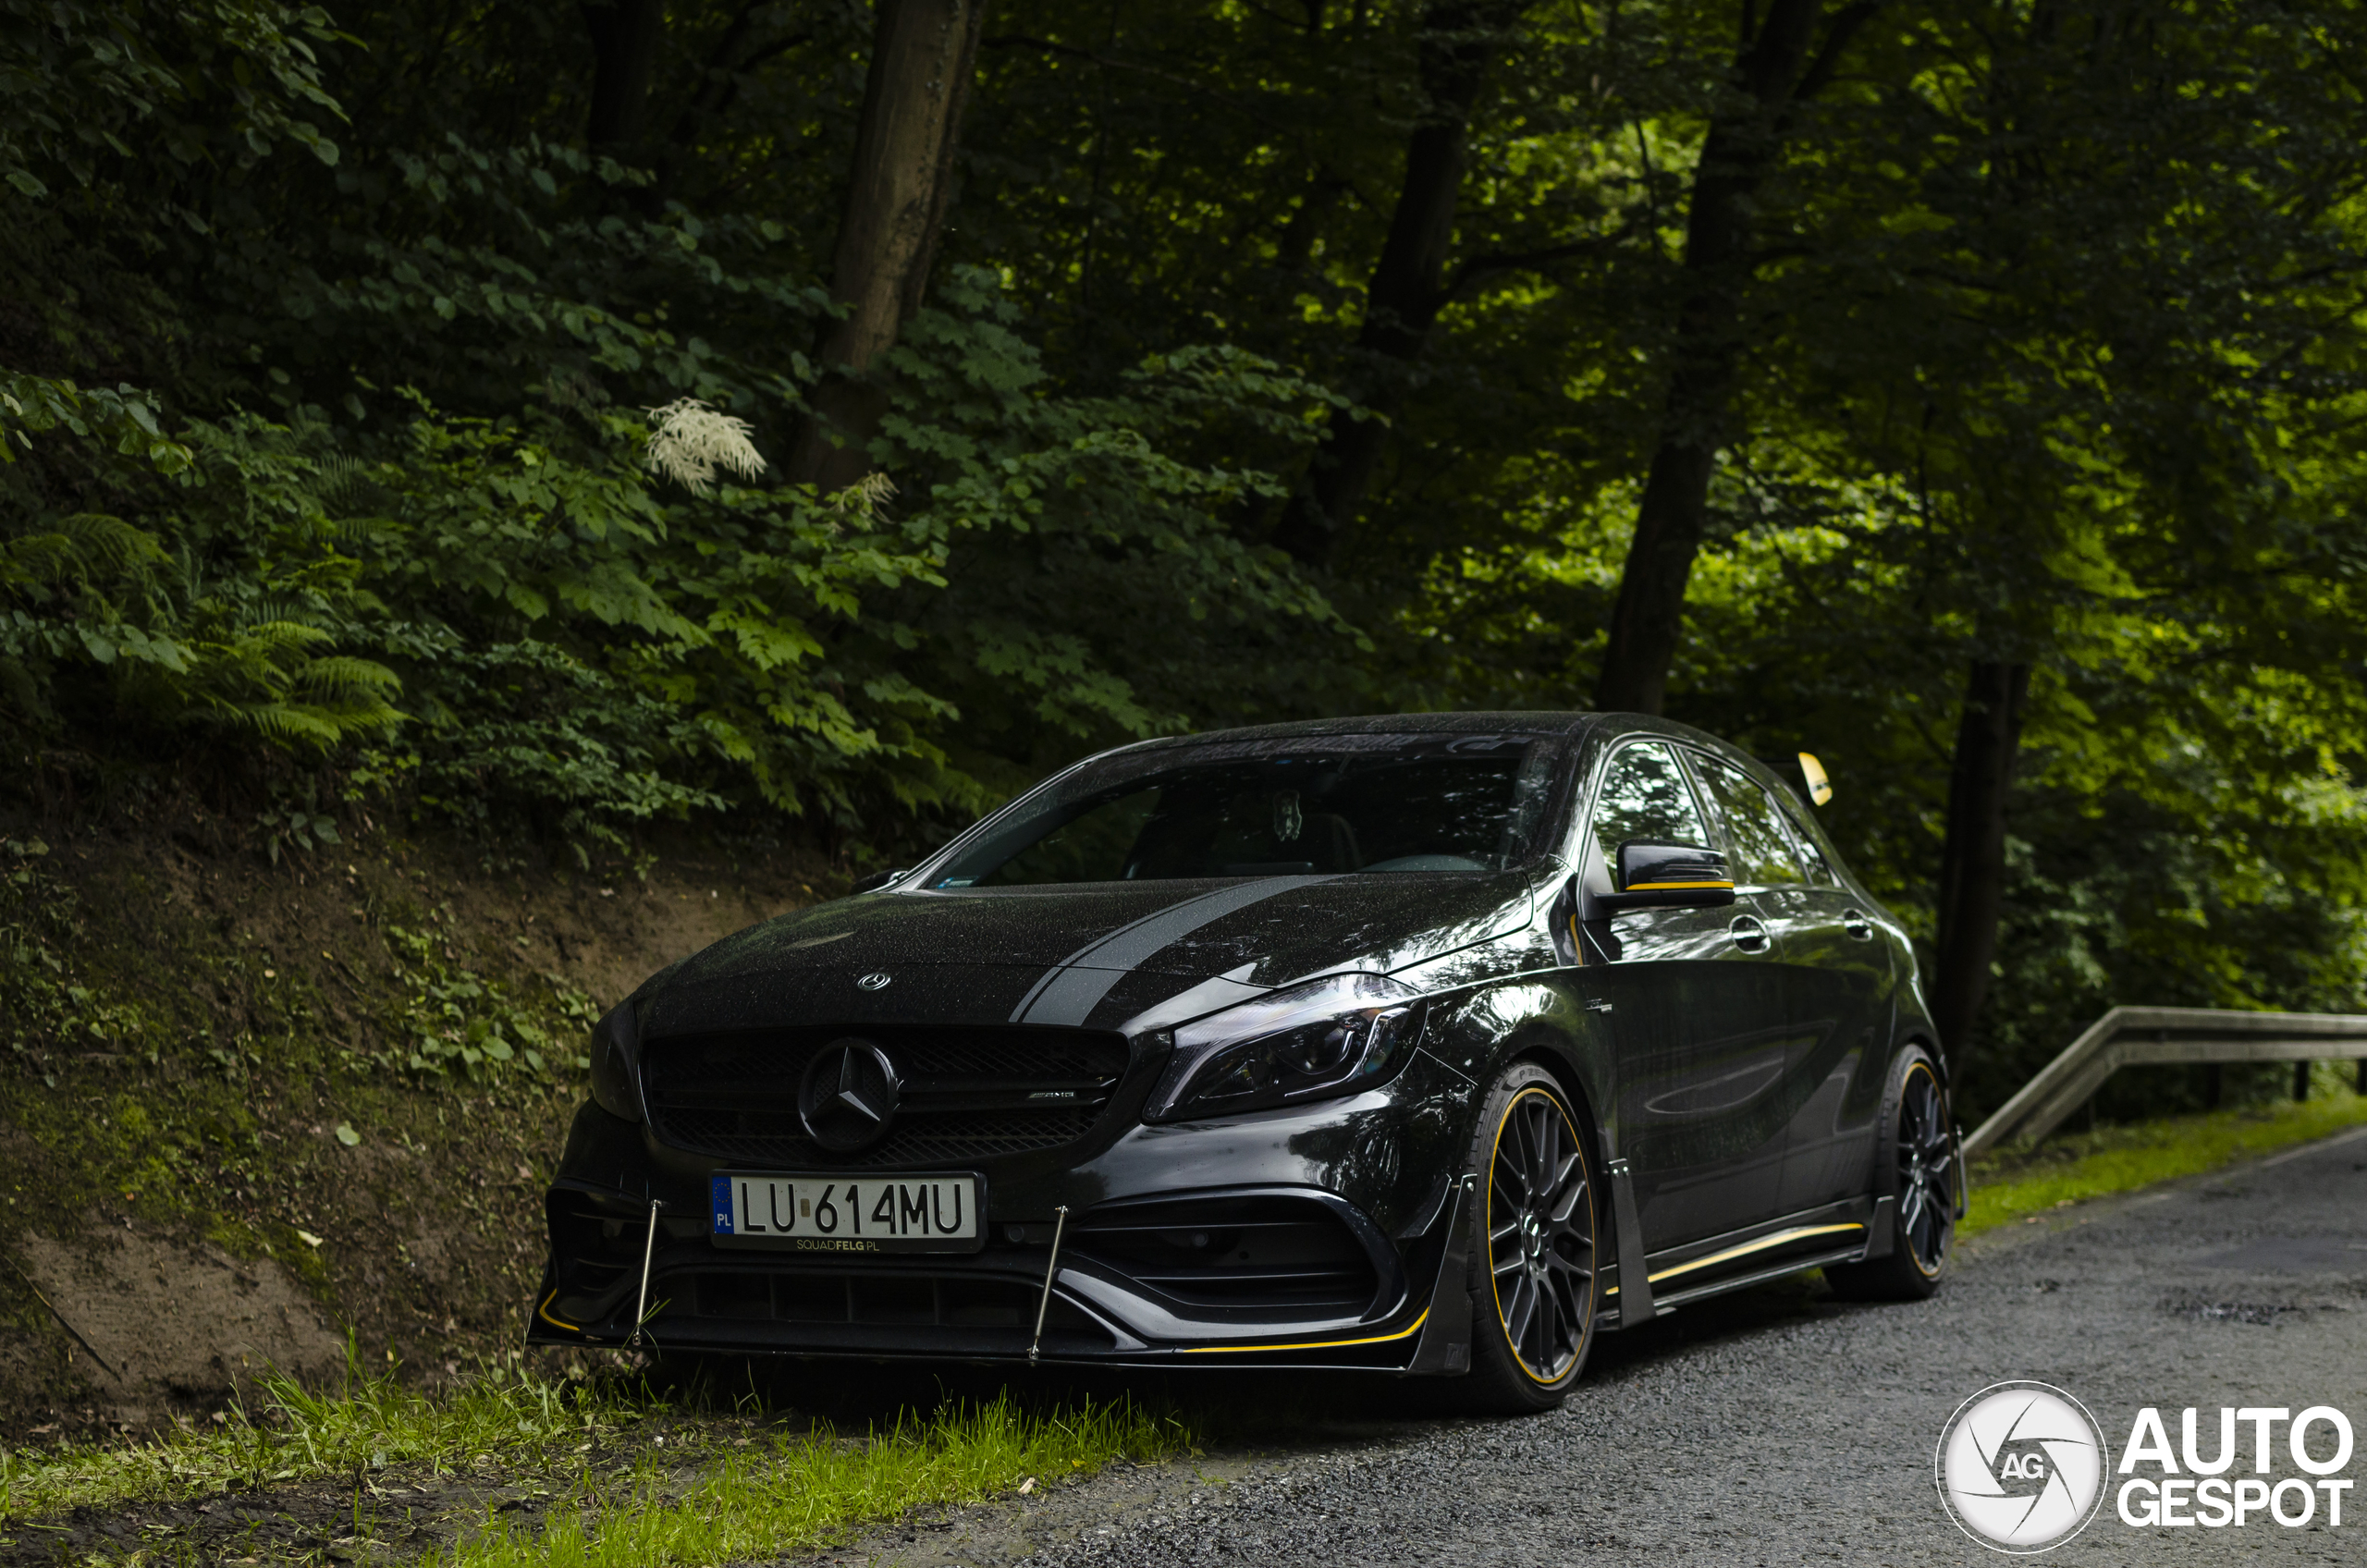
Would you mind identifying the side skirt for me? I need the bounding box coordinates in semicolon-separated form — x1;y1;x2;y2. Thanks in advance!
1600;1196;1878;1326
1650;1245;1868;1312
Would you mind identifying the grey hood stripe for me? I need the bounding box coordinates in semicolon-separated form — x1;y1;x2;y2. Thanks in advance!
1009;876;1343;1027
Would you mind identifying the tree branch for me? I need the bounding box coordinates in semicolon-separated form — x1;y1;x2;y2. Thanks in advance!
1792;0;1882;104
982;32;1272;116
1444;233;1623;300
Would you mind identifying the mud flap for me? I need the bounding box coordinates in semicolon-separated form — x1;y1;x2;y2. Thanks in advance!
1862;1195;1896;1260
1606;1158;1656;1327
1404;1174;1478;1375
1953;1122;1969;1219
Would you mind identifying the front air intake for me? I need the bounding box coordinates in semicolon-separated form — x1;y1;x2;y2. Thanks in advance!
1068;1191;1382;1314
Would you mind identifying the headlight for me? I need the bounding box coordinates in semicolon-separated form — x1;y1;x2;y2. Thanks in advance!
589;1002;644;1122
1145;973;1420;1122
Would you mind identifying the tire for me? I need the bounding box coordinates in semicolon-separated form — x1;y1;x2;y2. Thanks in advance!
1457;1062;1600;1414
1824;1046;1957;1302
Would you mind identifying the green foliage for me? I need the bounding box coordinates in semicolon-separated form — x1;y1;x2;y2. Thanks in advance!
0;834;151;1065
2;0;1358;851
0;836;69;1051
386;914;596;1081
3;321;1346;844
6;0;2367;1123
0;0;342;205
1;1351;619;1516
3;1346;1191;1566
256;801;341;866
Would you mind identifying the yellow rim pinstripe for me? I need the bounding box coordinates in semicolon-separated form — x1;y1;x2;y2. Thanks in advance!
1903;1060;1947;1279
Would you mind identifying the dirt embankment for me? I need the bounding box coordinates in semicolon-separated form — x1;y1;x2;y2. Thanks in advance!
0;822;831;1439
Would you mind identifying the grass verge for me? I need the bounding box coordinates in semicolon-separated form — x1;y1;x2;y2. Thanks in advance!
1962;1084;2367;1239
0;1348;1194;1566
452;1395;1188;1568
0;1350;621;1519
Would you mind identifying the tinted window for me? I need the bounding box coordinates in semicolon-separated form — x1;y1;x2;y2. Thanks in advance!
934;734;1557;886
1588;742;1711;868
1689;755;1807;888
1770;792;1838;887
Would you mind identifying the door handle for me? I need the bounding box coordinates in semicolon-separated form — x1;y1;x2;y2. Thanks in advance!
1727;914;1772;954
1842;909;1875;941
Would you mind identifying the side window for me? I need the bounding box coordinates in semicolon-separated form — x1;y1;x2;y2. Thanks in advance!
1588;741;1711;875
1688;755;1807;888
1770;791;1839;887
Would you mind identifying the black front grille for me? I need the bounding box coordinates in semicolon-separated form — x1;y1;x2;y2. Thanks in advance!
1071;1193;1380;1313
643;1025;1132;1166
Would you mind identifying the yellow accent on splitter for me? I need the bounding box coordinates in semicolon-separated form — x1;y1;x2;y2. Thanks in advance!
1178;1308;1429;1355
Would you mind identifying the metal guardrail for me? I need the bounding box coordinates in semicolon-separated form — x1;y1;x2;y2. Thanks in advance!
1961;1006;2367;1161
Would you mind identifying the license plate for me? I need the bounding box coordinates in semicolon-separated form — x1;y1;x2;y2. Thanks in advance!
709;1172;985;1255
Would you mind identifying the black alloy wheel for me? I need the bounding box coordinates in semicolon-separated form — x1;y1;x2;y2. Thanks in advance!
1461;1062;1597;1413
1895;1059;1956;1276
1827;1047;1957;1302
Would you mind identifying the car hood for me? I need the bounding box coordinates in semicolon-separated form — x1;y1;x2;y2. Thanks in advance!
635;871;1536;1037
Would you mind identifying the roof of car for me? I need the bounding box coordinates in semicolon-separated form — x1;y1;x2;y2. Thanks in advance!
1119;711;1606;752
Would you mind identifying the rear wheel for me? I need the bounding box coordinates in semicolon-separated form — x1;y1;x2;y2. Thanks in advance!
1825;1048;1956;1302
1458;1063;1599;1414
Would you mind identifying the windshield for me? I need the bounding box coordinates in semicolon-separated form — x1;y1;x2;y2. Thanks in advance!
930;733;1560;888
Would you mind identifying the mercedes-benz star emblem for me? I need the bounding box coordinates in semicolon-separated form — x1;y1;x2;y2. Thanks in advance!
857;972;892;991
798;1038;901;1154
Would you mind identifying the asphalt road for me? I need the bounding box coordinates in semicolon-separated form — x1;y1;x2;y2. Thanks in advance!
834;1126;2367;1567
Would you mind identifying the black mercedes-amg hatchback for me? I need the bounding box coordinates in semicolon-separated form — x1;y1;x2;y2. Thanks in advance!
529;712;1961;1411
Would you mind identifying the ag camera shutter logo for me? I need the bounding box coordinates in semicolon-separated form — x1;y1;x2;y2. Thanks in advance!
1936;1381;2110;1552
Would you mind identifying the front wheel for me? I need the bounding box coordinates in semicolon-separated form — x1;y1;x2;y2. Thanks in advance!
1825;1047;1957;1302
1458;1062;1599;1414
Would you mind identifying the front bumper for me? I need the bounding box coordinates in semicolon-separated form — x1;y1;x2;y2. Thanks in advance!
526;1054;1478;1371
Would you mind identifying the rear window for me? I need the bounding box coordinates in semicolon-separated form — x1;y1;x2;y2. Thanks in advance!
931;733;1561;887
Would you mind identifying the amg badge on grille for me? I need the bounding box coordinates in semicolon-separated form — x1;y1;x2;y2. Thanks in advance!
799;1038;901;1153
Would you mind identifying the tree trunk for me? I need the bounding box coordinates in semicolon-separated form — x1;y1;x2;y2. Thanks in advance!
1270;2;1522;568
786;0;988;491
1593;0;1874;714
1930;659;2031;1072
583;0;667;156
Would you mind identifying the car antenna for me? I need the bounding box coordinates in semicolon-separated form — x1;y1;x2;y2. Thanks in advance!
1028;1205;1071;1366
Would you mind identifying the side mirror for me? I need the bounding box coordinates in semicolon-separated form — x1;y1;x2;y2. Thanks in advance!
1600;842;1735;912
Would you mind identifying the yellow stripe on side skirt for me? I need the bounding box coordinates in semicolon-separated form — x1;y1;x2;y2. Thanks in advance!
1646;1222;1865;1284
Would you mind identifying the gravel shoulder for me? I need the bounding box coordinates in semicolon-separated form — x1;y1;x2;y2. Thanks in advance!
808;1127;2367;1567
